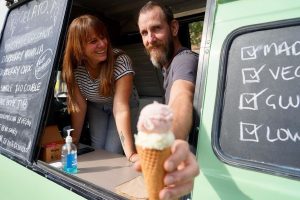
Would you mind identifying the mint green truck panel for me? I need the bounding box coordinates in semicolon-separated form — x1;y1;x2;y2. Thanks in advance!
1;0;300;199
193;0;300;199
0;155;84;199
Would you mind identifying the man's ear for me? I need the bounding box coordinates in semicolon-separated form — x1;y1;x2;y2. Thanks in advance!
170;19;179;36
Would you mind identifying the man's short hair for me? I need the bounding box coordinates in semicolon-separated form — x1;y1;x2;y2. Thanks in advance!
138;1;174;24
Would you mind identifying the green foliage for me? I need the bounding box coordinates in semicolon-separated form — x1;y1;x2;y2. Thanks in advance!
189;21;203;46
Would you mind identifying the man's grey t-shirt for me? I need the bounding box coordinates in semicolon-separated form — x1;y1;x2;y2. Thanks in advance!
162;48;198;104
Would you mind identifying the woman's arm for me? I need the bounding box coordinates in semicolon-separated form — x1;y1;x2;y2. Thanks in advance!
70;83;87;145
113;74;137;161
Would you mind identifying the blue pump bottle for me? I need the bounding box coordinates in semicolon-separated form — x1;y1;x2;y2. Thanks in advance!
61;129;78;174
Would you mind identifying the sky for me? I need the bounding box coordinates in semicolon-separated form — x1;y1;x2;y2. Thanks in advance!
0;0;8;32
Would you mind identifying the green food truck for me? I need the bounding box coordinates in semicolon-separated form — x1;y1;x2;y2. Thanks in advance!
0;0;300;199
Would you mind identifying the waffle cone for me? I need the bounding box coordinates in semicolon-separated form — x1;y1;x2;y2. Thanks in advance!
136;145;171;200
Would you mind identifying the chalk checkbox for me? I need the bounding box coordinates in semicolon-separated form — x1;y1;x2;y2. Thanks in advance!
239;93;258;110
239;88;268;110
240;122;262;142
241;46;257;60
242;65;265;84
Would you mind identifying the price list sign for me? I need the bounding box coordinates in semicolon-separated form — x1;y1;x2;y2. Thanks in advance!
0;0;68;161
214;19;300;178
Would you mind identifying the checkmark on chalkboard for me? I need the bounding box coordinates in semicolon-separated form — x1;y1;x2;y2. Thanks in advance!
242;64;266;84
241;46;257;60
240;122;262;142
239;88;268;110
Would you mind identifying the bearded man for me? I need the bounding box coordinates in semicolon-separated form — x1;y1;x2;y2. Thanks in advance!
137;1;199;140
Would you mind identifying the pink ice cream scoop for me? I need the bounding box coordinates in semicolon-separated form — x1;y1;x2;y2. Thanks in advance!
135;102;174;200
137;101;173;133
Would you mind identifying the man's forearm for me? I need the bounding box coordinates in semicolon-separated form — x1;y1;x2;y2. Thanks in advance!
170;101;193;140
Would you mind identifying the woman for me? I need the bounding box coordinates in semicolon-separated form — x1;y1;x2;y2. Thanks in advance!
62;15;138;162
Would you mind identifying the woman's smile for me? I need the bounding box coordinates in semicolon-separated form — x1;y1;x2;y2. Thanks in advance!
84;30;108;65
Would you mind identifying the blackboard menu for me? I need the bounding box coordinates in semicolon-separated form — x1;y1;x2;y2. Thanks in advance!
214;19;300;178
0;0;68;161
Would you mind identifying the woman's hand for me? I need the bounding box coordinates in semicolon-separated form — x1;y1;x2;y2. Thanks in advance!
134;139;200;200
128;152;139;163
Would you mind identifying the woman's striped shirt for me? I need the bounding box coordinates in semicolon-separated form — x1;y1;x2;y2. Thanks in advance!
74;49;135;105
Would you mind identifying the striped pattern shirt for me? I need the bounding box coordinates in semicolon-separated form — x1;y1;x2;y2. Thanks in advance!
74;49;134;105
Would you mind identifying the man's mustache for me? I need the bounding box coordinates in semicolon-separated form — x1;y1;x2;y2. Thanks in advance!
147;43;163;51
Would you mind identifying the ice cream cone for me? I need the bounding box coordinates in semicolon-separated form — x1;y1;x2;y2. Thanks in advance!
135;102;175;200
136;145;171;200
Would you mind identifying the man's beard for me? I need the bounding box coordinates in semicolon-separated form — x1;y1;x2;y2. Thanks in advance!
146;37;174;69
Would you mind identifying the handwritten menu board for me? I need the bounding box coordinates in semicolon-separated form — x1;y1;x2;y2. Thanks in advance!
0;0;68;161
215;20;300;177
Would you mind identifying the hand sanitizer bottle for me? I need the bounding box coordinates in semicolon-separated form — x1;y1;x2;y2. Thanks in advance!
61;129;78;174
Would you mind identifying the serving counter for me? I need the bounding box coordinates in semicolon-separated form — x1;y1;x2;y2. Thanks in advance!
75;149;147;199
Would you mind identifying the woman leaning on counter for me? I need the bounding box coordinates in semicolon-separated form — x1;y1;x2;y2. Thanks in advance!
62;14;139;162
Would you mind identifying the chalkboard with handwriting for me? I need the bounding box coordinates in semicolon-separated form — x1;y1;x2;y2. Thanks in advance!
214;19;300;178
0;0;69;161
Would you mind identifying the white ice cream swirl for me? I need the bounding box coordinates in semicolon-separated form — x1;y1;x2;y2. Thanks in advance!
135;101;175;149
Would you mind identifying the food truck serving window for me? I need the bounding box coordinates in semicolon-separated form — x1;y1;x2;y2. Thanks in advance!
213;18;300;179
0;0;69;163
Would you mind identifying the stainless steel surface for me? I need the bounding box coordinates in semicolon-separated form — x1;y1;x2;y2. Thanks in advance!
76;149;141;193
73;0;205;20
72;0;206;33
